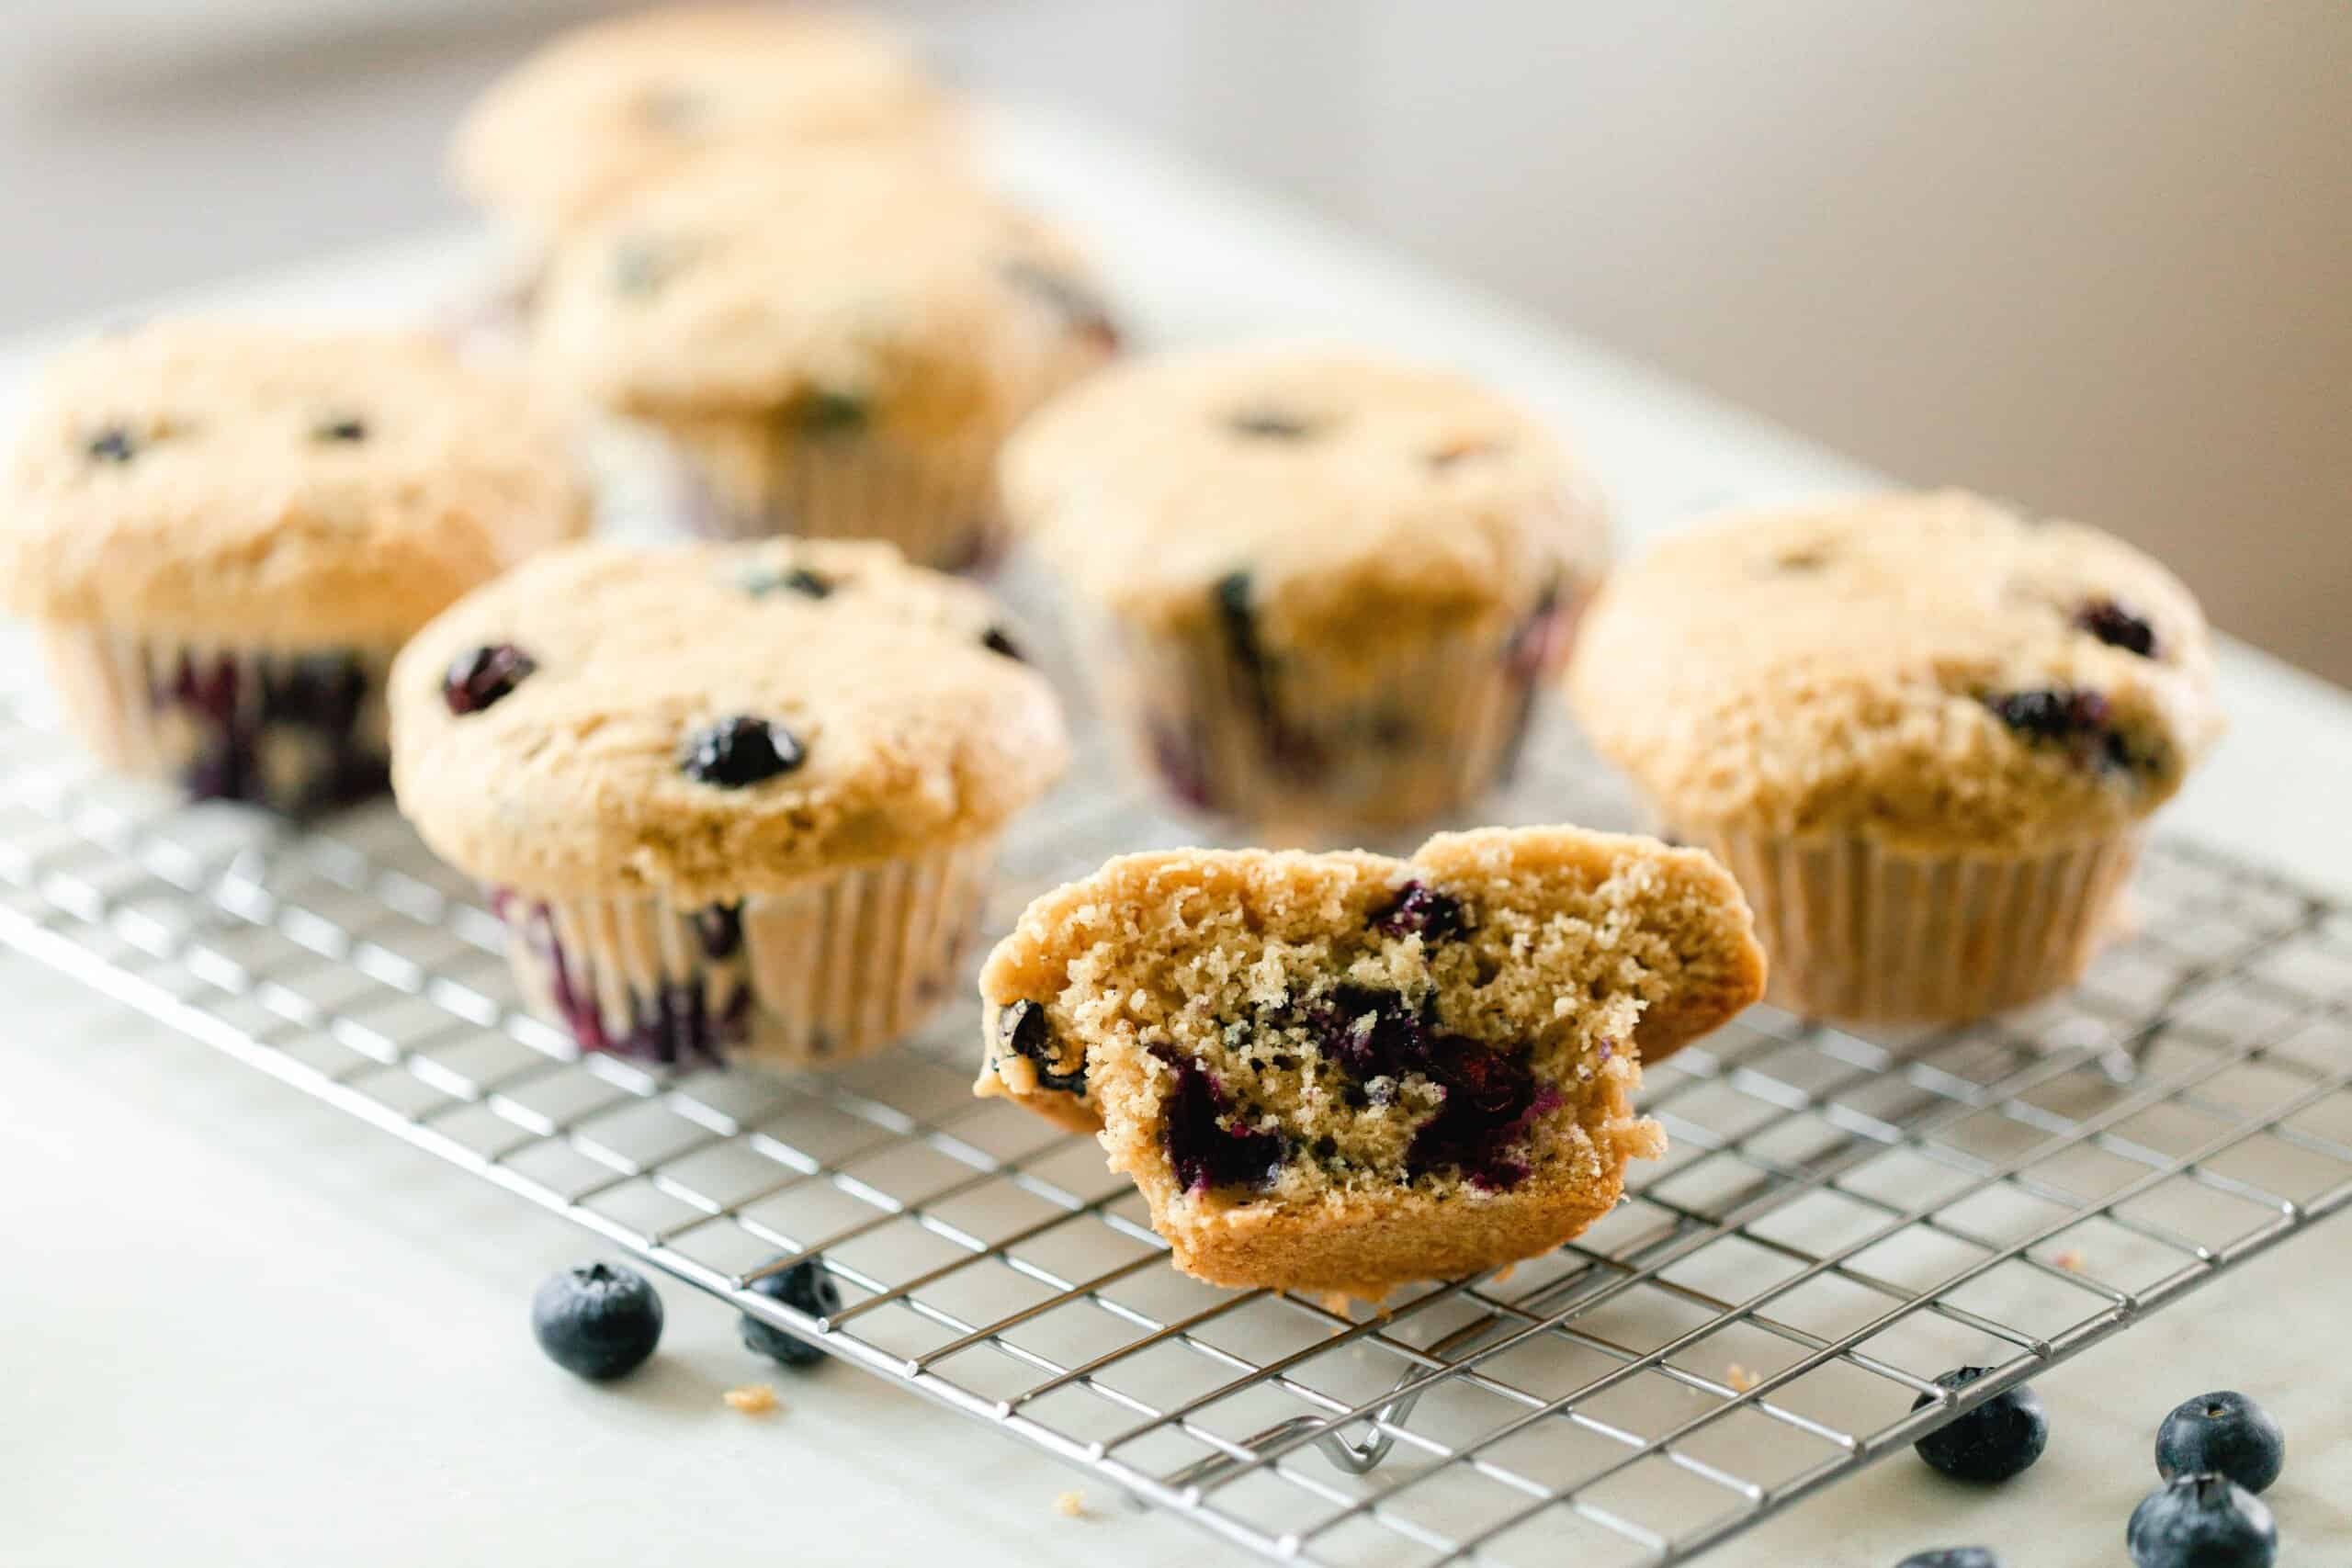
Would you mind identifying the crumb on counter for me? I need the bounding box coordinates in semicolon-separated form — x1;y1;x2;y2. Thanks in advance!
1054;1490;1087;1518
1726;1363;1758;1393
725;1383;779;1416
2052;1248;2088;1274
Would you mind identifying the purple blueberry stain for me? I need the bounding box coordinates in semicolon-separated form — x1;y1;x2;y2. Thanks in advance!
1150;1043;1287;1195
1212;570;1326;782
442;643;537;716
2075;597;2158;658
154;648;387;814
692;902;744;961
1303;985;1555;1191
1001;999;1084;1095
680;716;804;787
1371;880;1466;940
1145;717;1218;813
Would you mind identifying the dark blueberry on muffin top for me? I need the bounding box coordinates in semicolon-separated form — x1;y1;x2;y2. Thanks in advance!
312;416;368;444
681;716;804;787
2075;597;2158;657
443;644;537;715
85;425;139;463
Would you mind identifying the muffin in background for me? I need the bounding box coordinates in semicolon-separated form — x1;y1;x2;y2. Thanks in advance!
0;322;590;815
1567;490;2224;1023
450;6;959;254
534;152;1118;570
389;538;1068;1070
1000;345;1609;839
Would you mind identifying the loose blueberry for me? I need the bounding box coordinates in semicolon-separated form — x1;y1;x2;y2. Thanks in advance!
531;1261;663;1381
2155;1392;2284;1495
1228;409;1313;440
1150;1043;1286;1194
793;390;868;436
85;426;138;463
442;643;537;715
741;565;832;599
312;416;368;444
1911;1367;2048;1482
2077;597;2158;658
1371;880;1466;940
1896;1551;2002;1568
739;1257;842;1370
680;716;804;787
981;626;1024;661
2128;1473;2276;1568
1001;999;1084;1094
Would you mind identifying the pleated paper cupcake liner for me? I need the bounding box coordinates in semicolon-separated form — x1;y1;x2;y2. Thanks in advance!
1078;581;1585;840
1691;824;2143;1024
492;835;1000;1071
38;622;393;816
663;422;1011;573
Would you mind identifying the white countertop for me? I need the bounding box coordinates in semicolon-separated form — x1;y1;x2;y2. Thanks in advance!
6;105;2349;1568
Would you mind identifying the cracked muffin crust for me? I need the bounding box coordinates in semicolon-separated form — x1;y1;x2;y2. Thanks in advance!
975;826;1765;1297
1566;490;2223;1021
999;345;1610;834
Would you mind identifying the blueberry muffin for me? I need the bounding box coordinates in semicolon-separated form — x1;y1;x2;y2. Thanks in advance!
976;827;1765;1297
390;538;1068;1068
1567;490;2224;1022
0;321;589;814
451;6;956;249
1000;346;1609;837
534;152;1118;570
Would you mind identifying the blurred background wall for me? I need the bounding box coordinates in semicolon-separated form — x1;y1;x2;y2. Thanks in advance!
0;0;2344;680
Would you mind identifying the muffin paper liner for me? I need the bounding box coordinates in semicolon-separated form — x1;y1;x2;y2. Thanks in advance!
39;622;393;816
1080;581;1586;840
1690;824;2143;1023
666;422;1010;572
493;835;1000;1071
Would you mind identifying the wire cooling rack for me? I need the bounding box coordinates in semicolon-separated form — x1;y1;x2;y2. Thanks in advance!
3;592;2349;1568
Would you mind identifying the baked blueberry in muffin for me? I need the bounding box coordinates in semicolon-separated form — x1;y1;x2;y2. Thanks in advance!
976;826;1765;1297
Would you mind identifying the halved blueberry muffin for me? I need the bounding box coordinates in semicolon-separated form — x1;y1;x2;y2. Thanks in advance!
391;537;1067;1069
1567;491;2224;1022
976;826;1765;1298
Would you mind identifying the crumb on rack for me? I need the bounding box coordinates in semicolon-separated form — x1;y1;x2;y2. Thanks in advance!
1726;1363;1758;1393
2052;1248;2088;1274
1054;1490;1087;1518
725;1383;779;1416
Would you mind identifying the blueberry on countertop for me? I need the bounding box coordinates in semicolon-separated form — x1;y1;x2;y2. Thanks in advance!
680;716;804;787
531;1261;663;1381
740;1257;842;1370
2155;1391;2284;1495
1911;1366;2048;1482
1895;1551;2002;1568
2127;1472;2276;1568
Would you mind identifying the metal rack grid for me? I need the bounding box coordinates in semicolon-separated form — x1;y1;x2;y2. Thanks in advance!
4;637;2350;1568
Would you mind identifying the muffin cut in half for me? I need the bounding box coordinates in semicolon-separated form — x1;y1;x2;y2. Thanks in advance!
976;827;1765;1297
